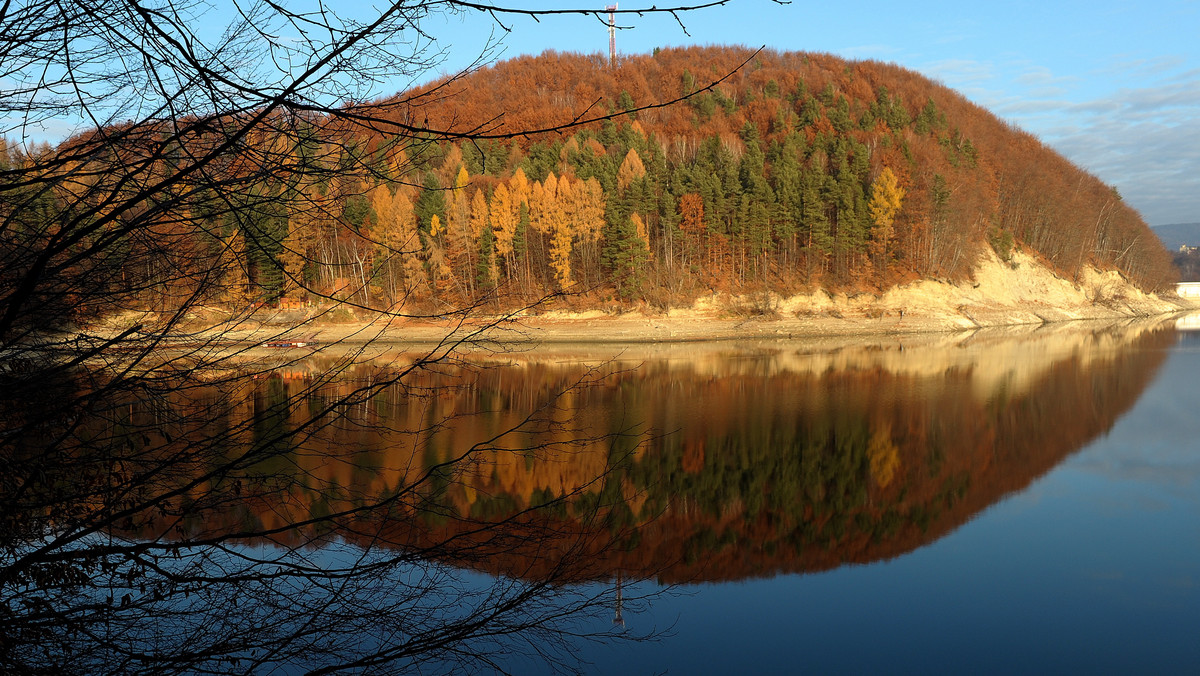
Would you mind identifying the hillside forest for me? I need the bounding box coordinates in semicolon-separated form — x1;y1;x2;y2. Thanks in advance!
2;46;1177;319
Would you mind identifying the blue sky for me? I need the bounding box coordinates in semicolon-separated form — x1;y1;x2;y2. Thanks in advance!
417;0;1200;225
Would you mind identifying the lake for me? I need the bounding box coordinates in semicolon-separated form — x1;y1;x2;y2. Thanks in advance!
3;317;1198;673
590;322;1200;675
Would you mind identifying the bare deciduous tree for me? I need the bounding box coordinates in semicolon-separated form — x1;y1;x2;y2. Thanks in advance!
0;0;738;671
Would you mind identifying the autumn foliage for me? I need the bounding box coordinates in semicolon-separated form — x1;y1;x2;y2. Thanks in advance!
7;46;1176;317
366;46;1175;299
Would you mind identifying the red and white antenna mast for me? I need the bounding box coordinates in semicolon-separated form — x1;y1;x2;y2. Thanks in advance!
606;4;617;67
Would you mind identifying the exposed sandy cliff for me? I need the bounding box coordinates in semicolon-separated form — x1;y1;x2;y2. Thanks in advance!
93;249;1196;350
483;249;1196;343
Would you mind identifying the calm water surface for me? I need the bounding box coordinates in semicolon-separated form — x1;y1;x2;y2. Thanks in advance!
269;321;1199;672
9;319;1199;673
588;326;1200;674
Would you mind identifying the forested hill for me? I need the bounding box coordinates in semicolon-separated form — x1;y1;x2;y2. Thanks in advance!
348;46;1174;306
12;46;1177;319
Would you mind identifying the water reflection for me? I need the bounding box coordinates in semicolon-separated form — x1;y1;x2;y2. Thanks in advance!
0;319;1175;671
1174;309;1200;331
114;321;1174;577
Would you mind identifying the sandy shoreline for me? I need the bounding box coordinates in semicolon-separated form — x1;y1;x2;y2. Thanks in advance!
173;298;1200;365
199;304;1198;349
201;310;1050;349
90;250;1199;356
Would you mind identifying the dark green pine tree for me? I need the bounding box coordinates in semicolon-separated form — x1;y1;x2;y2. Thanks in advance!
715;142;741;235
829;152;869;278
601;215;651;299
414;172;445;234
769;133;805;256
737;123;775;262
870;87;912;131
796;94;821;128
511;202;531;286
802;165;832;270
828;96;854;133
519;139;562;182
513;203;530;259
914;98;945;135
229;183;289;300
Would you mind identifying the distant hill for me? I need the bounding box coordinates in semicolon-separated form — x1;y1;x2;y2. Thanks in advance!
1158;223;1200;281
1151;223;1200;251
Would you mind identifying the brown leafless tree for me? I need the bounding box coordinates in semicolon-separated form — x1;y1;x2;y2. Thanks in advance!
0;0;739;671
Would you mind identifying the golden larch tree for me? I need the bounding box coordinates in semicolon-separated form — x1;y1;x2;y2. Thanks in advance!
679;192;706;264
445;166;476;296
531;172;574;289
490;183;518;260
616;148;646;192
469;189;489;240
392;189;429;298
566;177;606;282
219;228;250;304
279;188;323;302
574;178;606;242
630;213;651;254
869;167;906;270
469;188;497;286
510;167;531;208
371;184;428;302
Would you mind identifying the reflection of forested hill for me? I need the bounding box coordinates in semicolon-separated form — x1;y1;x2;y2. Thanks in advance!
107;323;1174;583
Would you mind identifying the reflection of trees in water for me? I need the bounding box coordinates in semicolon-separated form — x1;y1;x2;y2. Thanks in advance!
0;357;654;673
0;325;1170;671
83;325;1174;589
613;327;1173;581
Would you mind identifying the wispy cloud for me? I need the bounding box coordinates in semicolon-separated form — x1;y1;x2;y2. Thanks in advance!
1043;73;1200;223
1097;54;1186;79
1016;65;1075;88
924;56;1200;225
